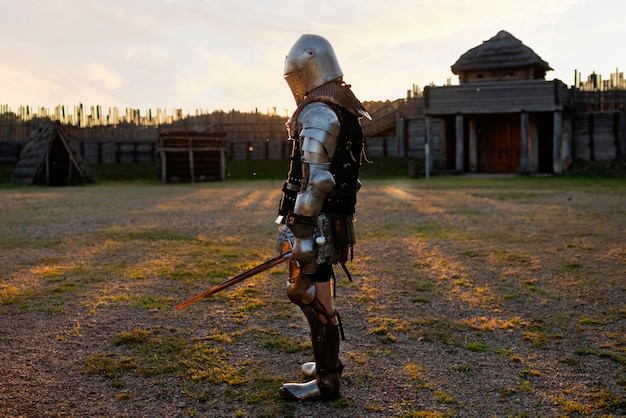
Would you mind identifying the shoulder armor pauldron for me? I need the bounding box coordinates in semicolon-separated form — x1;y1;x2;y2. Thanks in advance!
298;102;340;146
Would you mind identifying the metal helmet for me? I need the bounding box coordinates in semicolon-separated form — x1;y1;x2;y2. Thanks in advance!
284;34;343;104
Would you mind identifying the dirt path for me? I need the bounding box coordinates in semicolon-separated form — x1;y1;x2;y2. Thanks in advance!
1;178;625;417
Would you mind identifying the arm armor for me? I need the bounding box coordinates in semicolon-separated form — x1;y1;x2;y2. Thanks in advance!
290;102;340;237
288;103;340;272
299;102;339;158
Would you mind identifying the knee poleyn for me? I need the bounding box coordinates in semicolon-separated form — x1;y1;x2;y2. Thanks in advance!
286;274;316;305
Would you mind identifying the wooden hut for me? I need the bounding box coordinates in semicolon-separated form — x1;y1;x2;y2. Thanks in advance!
157;131;227;182
450;30;552;84
424;30;573;174
13;121;93;185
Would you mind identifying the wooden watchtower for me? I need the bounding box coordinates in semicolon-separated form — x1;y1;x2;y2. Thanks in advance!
424;30;573;174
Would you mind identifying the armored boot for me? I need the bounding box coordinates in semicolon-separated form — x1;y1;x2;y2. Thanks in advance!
279;317;341;401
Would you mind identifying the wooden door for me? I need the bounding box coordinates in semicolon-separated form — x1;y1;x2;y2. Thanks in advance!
477;114;521;173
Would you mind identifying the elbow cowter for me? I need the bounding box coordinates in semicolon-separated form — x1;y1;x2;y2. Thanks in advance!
293;166;335;219
308;166;335;194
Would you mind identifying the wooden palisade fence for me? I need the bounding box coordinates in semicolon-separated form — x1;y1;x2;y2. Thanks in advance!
1;70;625;174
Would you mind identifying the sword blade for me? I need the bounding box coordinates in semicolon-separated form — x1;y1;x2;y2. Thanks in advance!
175;250;291;310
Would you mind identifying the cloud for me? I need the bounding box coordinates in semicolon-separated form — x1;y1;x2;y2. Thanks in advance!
1;0;623;114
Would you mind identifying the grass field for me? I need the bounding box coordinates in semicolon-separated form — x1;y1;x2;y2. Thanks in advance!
0;167;625;417
0;157;416;186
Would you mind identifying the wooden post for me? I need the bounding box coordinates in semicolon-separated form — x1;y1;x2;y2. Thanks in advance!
455;114;464;173
622;109;626;158
439;117;447;170
529;115;539;173
561;113;572;171
219;149;226;181
553;111;562;174
396;108;405;158
588;113;595;161
425;115;432;179
160;149;167;182
520;112;530;174
468;117;477;173
189;146;195;183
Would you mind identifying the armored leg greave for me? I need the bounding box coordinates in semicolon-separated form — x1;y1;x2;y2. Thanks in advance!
279;316;341;401
281;269;344;401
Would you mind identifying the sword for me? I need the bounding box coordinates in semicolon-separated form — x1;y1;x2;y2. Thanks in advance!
175;250;292;310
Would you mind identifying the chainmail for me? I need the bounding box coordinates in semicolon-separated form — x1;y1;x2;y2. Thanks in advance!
287;81;368;137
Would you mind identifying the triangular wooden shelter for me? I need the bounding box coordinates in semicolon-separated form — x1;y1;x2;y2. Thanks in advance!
13;121;93;186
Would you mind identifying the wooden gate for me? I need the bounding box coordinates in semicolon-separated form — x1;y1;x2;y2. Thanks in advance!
476;114;521;173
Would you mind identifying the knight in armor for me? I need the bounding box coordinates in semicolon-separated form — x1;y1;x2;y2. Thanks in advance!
275;34;371;401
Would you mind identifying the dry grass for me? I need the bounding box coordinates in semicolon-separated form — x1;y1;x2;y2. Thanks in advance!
0;177;625;417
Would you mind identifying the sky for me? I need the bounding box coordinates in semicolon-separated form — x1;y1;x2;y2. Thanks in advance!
1;0;624;117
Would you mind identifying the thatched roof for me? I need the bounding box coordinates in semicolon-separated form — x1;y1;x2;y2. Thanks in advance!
451;30;552;74
13;121;93;186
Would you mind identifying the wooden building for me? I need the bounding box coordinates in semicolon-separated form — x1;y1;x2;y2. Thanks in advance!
2;30;622;174
156;131;227;182
423;30;574;174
